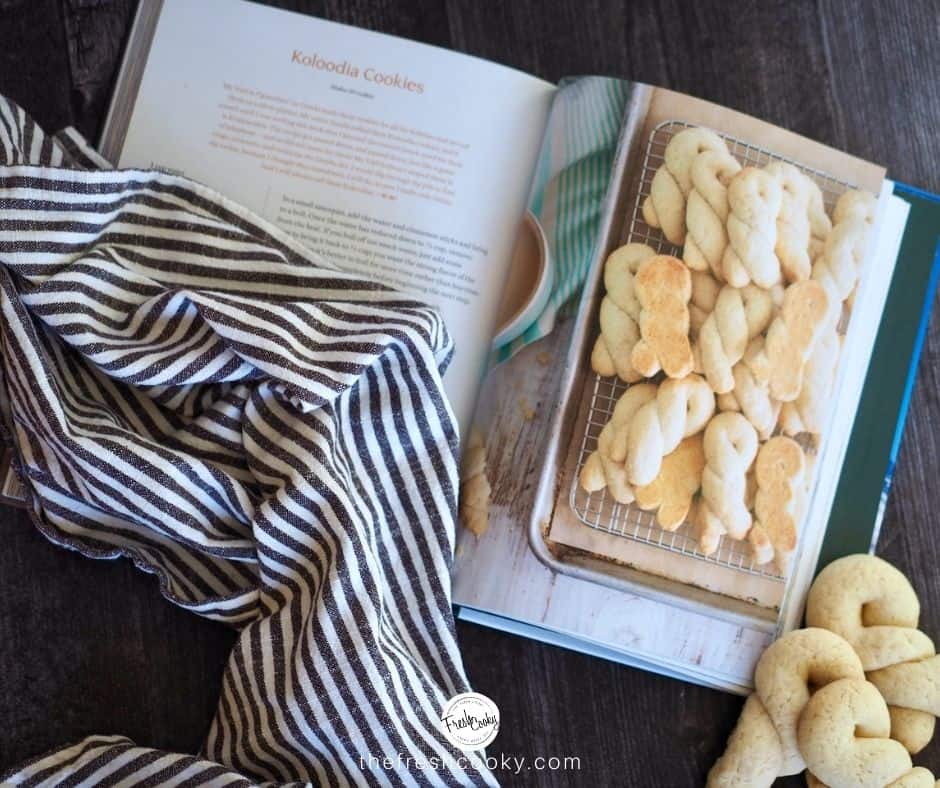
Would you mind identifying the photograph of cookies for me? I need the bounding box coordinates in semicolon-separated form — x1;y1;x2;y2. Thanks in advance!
572;119;877;582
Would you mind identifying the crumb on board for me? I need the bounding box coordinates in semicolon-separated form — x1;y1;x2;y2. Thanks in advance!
518;397;536;421
536;351;551;366
459;428;490;537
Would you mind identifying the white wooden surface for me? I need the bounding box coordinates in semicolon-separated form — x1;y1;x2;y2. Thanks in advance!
451;320;773;692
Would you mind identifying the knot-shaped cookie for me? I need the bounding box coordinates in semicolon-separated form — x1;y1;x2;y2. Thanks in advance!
684;149;742;278
807;554;940;755
707;628;865;786
798;679;937;788
779;327;840;437
764;162;832;283
634;434;705;530
624;374;714;487
717;337;780;439
591;243;657;382
812;189;876;329
698;411;758;555
642;127;728;245
631;255;694;379
579;383;657;503
722;167;784;289
765;279;830;401
747;436;806;573
697;284;774;393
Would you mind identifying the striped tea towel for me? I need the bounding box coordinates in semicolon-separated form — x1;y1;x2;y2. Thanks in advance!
491;76;630;365
0;96;496;787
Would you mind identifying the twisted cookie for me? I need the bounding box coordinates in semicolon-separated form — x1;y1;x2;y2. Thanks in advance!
590;243;657;382
807;554;940;755
579;384;657;503
748;436;806;573
722;167;784;289
624;374;714;487
459;429;490;537
765;280;830;401
764;162;832;283
689;270;721;337
812;189;877;329
779;326;841;438
631;255;694;379
698;411;758;555
707;628;865;786
684;149;742;278
642;127;728;246
697;284;774;394
717;337;780;439
634;434;705;530
798;679;937;788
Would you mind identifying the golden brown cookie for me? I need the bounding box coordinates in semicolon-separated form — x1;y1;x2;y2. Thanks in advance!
623;374;714;487
798;679;923;788
806;554;939;755
642;127;728;245
748;436;806;574
697;284;774;393
698;411;758;553
707;628;865;786
812;189;876;329
579;383;658;503
631;255;695;379
764;162;832;283
634;434;705;530
765;280;830;402
684;149;741;278
591;243;657;382
722;167;784;289
459;429;490;537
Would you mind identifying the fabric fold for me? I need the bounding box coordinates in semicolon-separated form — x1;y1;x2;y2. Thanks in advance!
0;96;494;787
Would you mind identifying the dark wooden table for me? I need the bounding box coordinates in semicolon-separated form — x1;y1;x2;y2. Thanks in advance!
1;1;939;785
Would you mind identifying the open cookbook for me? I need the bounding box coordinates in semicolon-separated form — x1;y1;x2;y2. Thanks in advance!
3;0;939;695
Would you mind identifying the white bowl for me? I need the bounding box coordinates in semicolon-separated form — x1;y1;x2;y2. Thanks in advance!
492;211;553;350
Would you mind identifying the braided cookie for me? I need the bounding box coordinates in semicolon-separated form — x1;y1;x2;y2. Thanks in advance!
631;255;695;379
798;679;937;788
579;383;657;503
624;374;714;487
764;162;832;283
807;554;940;755
634;434;705;530
717;338;780;439
697;412;758;555
697;284;774;394
690;270;721;337
765;280;830;401
590;243;657;382
684;149;742;278
747;436;806;573
779;327;841;438
459;429;491;537
812;189;877;329
707;628;864;786
722;167;784;289
642;127;728;246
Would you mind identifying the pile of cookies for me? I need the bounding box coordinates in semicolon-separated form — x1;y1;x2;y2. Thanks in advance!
709;555;940;787
579;125;877;573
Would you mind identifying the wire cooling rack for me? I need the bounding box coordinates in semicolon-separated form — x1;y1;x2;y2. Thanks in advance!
569;120;856;581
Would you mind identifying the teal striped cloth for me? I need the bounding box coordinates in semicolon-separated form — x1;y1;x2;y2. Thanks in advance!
492;76;631;365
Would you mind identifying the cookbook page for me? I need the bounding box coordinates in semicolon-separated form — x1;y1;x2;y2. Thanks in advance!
112;0;555;435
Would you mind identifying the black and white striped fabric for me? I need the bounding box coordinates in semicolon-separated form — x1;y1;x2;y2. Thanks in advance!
0;97;495;787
